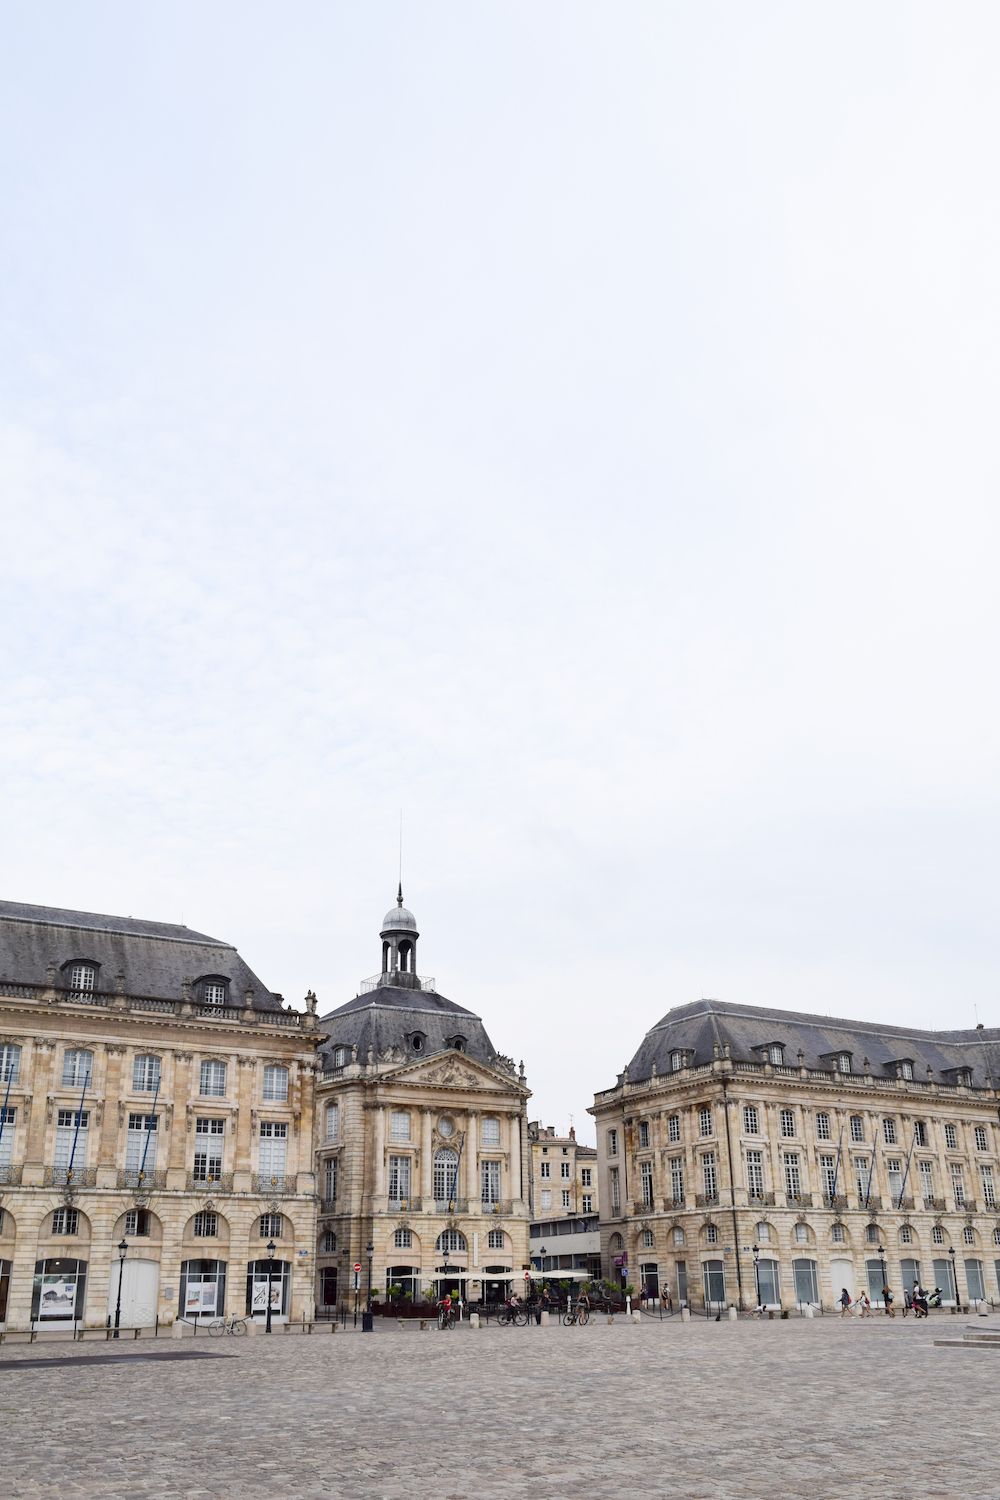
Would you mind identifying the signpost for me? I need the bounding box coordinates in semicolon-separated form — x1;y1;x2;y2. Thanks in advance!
353;1263;361;1328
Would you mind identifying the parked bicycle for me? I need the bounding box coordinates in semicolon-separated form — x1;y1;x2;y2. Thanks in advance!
208;1315;247;1336
562;1302;590;1327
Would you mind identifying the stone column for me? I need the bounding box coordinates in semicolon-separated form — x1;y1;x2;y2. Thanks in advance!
465;1113;478;1200
234;1056;256;1193
97;1044;126;1186
373;1105;386;1200
509;1114;522;1203
22;1040;55;1184
420;1108;433;1201
294;1058;316;1194
167;1053;193;1189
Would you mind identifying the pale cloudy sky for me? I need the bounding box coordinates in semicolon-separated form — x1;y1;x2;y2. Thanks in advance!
2;3;998;1140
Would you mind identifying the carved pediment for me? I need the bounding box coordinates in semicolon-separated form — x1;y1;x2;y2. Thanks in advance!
385;1052;517;1092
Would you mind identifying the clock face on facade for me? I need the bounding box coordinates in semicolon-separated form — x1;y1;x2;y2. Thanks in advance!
438;1116;454;1138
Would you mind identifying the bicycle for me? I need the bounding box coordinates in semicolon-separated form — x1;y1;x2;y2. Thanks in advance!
496;1304;530;1327
437;1307;457;1330
208;1315;247;1336
562;1303;590;1327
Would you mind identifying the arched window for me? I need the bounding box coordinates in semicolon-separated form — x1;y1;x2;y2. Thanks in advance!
672;1226;685;1247
993;1226;1000;1247
199;977;229;1007
193;1212;219;1238
433;1149;459;1205
963;1225;976;1246
322;1230;337;1252
332;1046;348;1069
705;1224;718;1244
394;1227;412;1249
409;1033;426;1054
932;1225;944;1245
436;1229;466;1255
642;1228;654;1248
447;1035;466;1052
900;1224;913;1244
865;1223;880;1245
487;1228;505;1249
831;1222;846;1243
325;1103;340;1140
62;1049;93;1088
794;1223;810;1244
259;1213;283;1239
67;962;98;995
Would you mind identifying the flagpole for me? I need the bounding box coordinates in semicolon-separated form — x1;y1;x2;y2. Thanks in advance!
138;1078;160;1180
66;1068;90;1182
897;1132;916;1210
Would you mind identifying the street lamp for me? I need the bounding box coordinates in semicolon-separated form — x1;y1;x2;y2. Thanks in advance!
878;1244;887;1308
948;1245;957;1310
365;1240;374;1312
113;1239;128;1338
265;1239;277;1334
752;1244;760;1310
539;1244;547;1278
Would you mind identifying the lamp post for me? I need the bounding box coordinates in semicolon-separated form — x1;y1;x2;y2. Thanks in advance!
948;1245;957;1311
113;1238;128;1338
752;1244;760;1310
539;1245;547;1280
878;1244;887;1308
265;1239;276;1333
366;1240;374;1312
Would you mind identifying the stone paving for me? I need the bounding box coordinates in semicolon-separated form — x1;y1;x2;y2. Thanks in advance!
1;1314;998;1500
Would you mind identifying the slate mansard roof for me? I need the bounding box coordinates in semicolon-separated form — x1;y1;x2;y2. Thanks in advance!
317;983;502;1069
622;998;1000;1090
0;900;283;1011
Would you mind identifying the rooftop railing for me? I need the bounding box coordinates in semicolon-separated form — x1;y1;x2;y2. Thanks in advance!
0;978;310;1030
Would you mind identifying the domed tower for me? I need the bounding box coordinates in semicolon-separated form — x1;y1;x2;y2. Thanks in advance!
380;884;421;988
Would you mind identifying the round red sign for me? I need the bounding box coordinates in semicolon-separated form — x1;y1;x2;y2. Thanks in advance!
353;1262;362;1273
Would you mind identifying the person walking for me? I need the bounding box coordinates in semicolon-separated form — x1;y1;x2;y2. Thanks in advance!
858;1292;872;1318
882;1285;895;1318
839;1287;852;1317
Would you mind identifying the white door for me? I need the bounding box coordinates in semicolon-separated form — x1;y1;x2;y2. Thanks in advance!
829;1257;855;1306
107;1258;159;1328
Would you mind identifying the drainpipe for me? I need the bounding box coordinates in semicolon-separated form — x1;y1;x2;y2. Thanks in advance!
721;1075;745;1311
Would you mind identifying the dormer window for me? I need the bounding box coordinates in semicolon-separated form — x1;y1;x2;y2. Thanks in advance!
199;977;229;1007
957;1068;972;1087
670;1050;685;1072
66;962;98;995
410;1033;426;1054
331;1046;348;1068
767;1044;784;1066
897;1060;914;1081
837;1053;852;1073
447;1035;466;1053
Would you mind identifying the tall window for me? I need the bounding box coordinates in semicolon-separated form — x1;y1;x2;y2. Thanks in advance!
124;1112;158;1180
322;1230;337;1252
259;1213;283;1239
607;1129;619;1157
918;1160;934;1198
783;1153;801;1199
820;1154;837;1199
581;1167;592;1187
68;963;97;993
433;1149;459;1204
706;1224;718;1244
389;1110;410;1141
883;1118;897;1145
850;1115;865;1143
981;1165;996;1208
481;1160;501;1205
53;1109;89;1176
560;1161;570;1179
561;1188;571;1208
779;1109;795;1138
816;1112;831;1140
746;1150;764;1197
831;1222;846;1243
324;1158;338;1202
974;1126;988;1152
200;1060;227;1098
540;1161;550;1179
481;1117;501;1146
768;1044;784;1065
837;1053;852;1073
886;1159;902;1201
962;1225;975;1246
582;1194;593;1213
743;1105;759;1135
640;1160;653;1208
698;1106;713;1137
854;1157;870;1200
638;1121;650;1149
899;1061;913;1081
193;1118;224;1182
259;1121;288;1184
0;1043;21;1083
262;1065;288;1102
0;1107;16;1172
931;1225;944;1245
670;1050;684;1071
325;1103;340;1140
899;1223;913;1244
914;1120;927;1146
702;1152;717;1200
755;1222;770;1243
610;1167;620;1214
950;1165;966;1206
132;1054;161;1092
52;1207;80;1235
944;1123;958;1149
670;1157;684;1202
667;1115;680;1142
62;1049;93;1088
540;1189;552;1210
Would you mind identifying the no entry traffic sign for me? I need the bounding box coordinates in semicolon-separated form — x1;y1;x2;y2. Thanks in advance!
354;1262;362;1273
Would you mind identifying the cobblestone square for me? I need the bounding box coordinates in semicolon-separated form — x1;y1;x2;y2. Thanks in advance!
2;1316;997;1500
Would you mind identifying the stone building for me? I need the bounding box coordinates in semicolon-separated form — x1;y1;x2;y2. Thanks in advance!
527;1122;598;1218
590;998;1000;1311
0;901;319;1333
314;890;531;1311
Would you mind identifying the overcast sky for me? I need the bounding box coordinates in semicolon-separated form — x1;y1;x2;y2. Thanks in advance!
2;3;998;1141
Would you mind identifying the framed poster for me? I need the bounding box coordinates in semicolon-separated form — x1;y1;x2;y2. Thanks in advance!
251;1278;282;1313
39;1276;76;1319
184;1281;217;1315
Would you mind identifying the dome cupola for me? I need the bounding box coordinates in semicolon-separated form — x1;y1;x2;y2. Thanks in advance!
379;885;421;987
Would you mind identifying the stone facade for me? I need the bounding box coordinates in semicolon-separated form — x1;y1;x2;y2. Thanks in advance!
314;893;531;1310
591;998;1000;1310
527;1122;598;1218
0;902;319;1332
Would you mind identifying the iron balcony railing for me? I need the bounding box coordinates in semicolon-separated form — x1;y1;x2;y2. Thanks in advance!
44;1166;98;1187
785;1192;814;1208
481;1200;512;1215
695;1192;719;1207
923;1196;946;1211
664;1195;686;1210
748;1192;777;1207
186;1171;234;1192
117;1169;167;1190
359;973;437;995
320;1198;338;1213
823;1193;848;1210
387;1196;422;1212
0;978;309;1029
0;1164;23;1185
253;1174;291;1194
433;1198;469;1214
